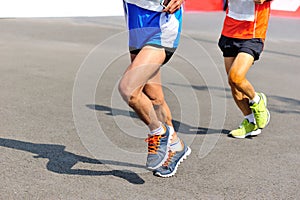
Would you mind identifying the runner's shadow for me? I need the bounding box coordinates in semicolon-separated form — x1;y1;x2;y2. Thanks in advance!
269;95;300;115
87;104;139;119
172;120;230;135
87;104;230;135
171;84;300;115
0;138;145;184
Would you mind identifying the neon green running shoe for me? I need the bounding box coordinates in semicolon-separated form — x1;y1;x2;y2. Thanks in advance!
250;92;270;129
230;119;261;139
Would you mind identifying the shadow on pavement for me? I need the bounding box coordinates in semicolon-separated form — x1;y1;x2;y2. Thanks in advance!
87;104;230;135
168;84;300;115
0;138;145;185
269;95;300;115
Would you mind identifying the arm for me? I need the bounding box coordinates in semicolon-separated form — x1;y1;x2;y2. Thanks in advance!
162;0;184;14
254;0;273;4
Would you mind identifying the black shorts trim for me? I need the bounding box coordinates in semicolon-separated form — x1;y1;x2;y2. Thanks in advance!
218;35;264;61
129;44;176;65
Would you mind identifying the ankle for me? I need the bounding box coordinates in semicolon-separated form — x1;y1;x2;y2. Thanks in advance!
250;93;260;105
245;113;255;124
170;138;184;152
149;122;164;135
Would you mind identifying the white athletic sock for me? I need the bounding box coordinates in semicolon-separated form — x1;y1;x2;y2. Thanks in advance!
170;138;183;152
250;93;260;105
167;125;174;134
150;122;164;135
245;113;255;124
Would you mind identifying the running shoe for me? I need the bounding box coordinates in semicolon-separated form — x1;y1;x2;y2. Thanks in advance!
229;119;261;139
250;92;270;129
145;124;174;170
153;141;191;178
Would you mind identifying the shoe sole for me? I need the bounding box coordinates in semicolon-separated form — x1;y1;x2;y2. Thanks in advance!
231;128;262;139
147;125;174;170
154;147;191;178
259;93;271;129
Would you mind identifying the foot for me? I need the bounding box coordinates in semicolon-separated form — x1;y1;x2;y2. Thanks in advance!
145;124;174;170
153;141;191;178
250;92;270;129
229;119;261;139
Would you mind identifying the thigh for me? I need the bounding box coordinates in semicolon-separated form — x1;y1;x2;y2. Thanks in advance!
121;46;165;93
224;57;235;74
229;52;254;81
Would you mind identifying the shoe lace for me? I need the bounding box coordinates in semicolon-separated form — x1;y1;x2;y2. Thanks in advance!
162;150;176;167
145;134;163;154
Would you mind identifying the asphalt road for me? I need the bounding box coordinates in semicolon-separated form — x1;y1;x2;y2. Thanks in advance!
0;13;300;199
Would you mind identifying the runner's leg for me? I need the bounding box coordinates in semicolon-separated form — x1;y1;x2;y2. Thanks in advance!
118;46;165;131
225;52;256;116
143;71;180;143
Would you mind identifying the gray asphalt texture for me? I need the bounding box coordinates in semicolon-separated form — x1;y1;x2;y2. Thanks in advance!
1;13;300;199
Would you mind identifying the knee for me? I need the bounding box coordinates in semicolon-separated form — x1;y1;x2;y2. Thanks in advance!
228;71;244;87
118;80;139;107
118;80;131;103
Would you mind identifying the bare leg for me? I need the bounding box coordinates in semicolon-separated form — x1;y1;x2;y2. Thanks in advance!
143;71;179;143
118;46;166;131
225;52;256;116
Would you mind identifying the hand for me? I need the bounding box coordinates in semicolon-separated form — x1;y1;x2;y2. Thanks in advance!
162;0;183;14
253;0;266;4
